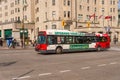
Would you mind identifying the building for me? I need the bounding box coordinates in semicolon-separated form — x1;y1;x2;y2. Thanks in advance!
0;0;120;43
0;0;35;44
35;0;120;41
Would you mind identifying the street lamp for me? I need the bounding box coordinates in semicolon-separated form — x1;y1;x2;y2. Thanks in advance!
21;0;28;48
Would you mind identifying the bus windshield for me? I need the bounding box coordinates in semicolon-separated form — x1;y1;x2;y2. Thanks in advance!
38;35;46;44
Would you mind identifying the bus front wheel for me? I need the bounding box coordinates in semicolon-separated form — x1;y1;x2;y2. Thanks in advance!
56;47;62;54
97;46;101;51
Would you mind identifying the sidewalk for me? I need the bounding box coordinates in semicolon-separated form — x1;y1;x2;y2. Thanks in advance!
110;42;120;48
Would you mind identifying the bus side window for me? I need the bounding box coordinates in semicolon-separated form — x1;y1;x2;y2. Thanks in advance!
48;36;53;44
61;36;65;44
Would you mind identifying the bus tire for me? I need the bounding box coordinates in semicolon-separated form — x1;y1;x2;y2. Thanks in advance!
56;47;62;54
97;46;101;51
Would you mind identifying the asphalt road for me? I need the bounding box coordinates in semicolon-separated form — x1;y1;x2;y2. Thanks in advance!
0;47;120;80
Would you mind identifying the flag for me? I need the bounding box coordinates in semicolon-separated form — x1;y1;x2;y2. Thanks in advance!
89;14;95;19
105;16;112;19
99;15;104;19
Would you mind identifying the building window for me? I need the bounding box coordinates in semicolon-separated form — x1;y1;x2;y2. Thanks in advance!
87;0;89;3
68;0;70;6
45;12;48;20
113;0;115;5
110;8;112;12
18;8;20;12
52;24;56;29
5;0;7;3
0;14;2;18
79;5;82;10
35;0;39;4
86;15;90;20
0;8;2;11
68;11;70;18
94;0;96;4
24;15;27;21
113;16;115;21
52;11;56;18
45;2;47;7
5;12;8;16
5;5;8;10
11;10;14;14
113;8;115;12
36;17;39;22
64;11;66;17
94;7;96;12
52;0;55;5
18;0;20;4
64;0;66;5
78;14;83;21
18;17;20;21
110;0;112;4
87;6;89;11
36;7;39;13
45;25;48;29
10;2;14;7
102;0;104;5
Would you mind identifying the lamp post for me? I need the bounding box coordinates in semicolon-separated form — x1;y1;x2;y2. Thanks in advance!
21;0;28;48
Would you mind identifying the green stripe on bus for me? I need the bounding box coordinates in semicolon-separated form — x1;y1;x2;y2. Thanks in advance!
55;32;85;36
70;44;89;49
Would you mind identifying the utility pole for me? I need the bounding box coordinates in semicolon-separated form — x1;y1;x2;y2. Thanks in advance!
21;0;28;48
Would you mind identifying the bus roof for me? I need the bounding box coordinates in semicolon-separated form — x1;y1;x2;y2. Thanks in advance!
40;29;97;36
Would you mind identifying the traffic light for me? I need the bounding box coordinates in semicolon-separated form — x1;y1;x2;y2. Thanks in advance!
87;21;90;28
62;20;65;27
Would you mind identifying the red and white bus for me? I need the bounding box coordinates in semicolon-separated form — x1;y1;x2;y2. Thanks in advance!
35;30;110;54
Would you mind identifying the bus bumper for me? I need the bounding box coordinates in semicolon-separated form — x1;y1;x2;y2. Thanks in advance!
35;48;55;53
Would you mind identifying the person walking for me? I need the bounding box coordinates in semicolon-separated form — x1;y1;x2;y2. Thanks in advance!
113;37;117;44
0;38;3;46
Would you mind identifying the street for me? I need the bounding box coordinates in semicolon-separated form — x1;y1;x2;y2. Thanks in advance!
0;47;120;80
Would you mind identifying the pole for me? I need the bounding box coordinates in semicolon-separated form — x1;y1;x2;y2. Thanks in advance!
94;8;96;27
22;0;25;48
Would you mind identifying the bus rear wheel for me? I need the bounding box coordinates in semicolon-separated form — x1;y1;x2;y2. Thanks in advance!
56;47;62;54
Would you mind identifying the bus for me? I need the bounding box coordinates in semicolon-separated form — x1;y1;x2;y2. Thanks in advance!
35;29;110;54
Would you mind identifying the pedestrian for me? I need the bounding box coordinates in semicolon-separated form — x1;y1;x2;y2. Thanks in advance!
0;38;3;46
12;39;16;48
113;37;117;44
21;40;23;47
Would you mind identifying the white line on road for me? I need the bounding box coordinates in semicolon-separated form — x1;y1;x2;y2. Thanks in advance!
81;66;91;70
60;70;71;73
98;64;107;67
109;62;118;65
12;76;31;80
38;73;52;76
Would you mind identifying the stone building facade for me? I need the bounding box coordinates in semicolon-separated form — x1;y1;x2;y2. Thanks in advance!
35;0;120;41
0;0;120;43
0;0;35;44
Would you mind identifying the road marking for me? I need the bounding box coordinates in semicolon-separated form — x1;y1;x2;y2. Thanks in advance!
110;62;117;65
38;73;52;76
81;66;91;70
60;70;71;73
98;64;107;67
12;76;31;80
